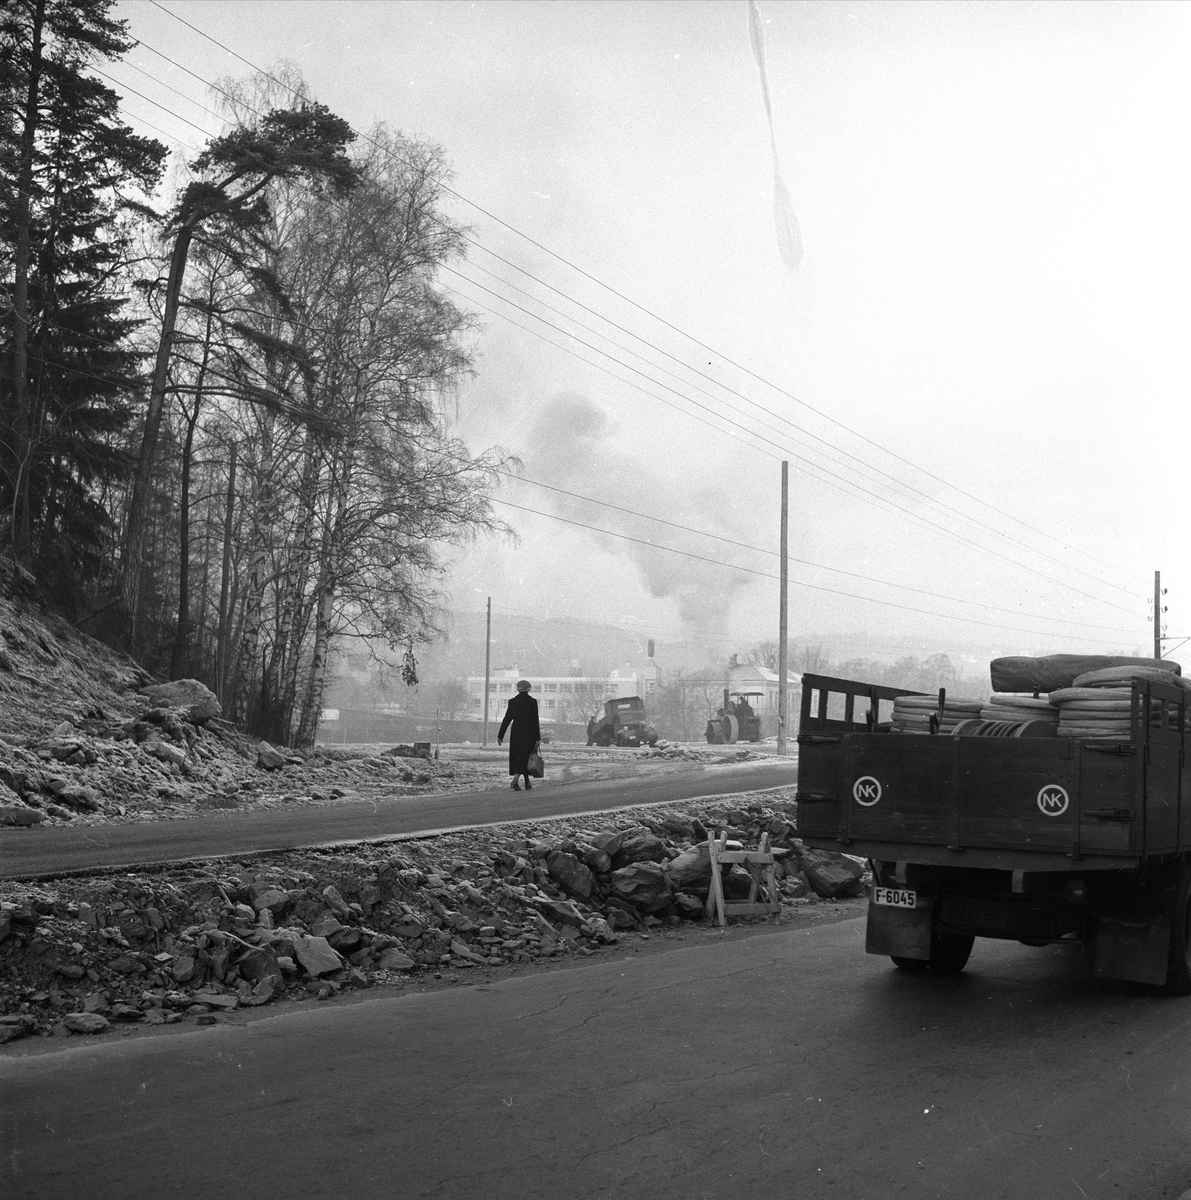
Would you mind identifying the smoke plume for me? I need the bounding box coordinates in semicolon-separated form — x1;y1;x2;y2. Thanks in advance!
520;393;761;633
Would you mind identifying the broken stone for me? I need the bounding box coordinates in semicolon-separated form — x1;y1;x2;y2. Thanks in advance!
146;741;187;768
170;955;199;983
235;945;280;985
257;741;287;770
293;935;343;977
573;842;612;874
667;843;712;893
321;886;352;918
449;939;487;965
532;897;588;928
193;992;239;1010
609;862;673;912
328;927;363;953
545;850;596;900
109;1003;145;1022
110;953;146;975
673;893;706;920
376;947;416;972
251;888;290;918
62;1012;109;1034
795;848;866;899
138;678;222;724
0;805;45;826
240;977;276;1007
310;916;345;938
608;829;669;870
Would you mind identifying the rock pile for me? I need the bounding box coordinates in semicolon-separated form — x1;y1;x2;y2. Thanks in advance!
0;796;867;1043
0;691;471;828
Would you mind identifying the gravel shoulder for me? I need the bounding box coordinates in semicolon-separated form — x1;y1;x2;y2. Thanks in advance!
0;789;867;1055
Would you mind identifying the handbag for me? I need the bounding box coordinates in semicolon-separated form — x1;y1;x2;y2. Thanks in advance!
526;749;544;779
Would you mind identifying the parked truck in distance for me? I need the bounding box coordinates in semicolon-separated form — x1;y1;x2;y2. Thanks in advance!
795;665;1191;992
587;695;659;748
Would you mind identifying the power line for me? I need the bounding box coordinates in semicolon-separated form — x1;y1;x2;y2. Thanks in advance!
442;275;1138;617
65;19;1146;641
137;4;1139;601
491;498;1133;647
498;471;1134;633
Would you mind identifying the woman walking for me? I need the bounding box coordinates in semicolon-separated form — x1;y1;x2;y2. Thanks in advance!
498;679;541;791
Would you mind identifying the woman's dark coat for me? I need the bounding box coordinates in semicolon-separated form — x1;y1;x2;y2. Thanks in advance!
498;692;541;776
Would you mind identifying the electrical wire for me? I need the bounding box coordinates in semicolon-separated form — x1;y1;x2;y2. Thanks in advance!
137;4;1140;598
442;275;1139;616
497;471;1134;633
27;18;1149;644
491;498;1134;646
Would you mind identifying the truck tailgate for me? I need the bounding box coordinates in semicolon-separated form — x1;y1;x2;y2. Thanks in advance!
799;733;1138;858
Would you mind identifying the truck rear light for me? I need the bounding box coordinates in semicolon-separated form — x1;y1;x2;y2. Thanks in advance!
1064;879;1087;904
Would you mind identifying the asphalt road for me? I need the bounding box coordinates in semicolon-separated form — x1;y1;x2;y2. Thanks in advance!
4;916;1191;1199
0;760;797;879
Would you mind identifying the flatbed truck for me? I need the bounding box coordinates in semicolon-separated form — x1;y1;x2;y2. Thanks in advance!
794;671;1191;991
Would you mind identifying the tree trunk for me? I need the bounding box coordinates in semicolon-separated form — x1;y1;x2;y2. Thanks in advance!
167;303;214;679
294;452;352;749
8;0;45;562
121;221;194;648
215;443;237;702
294;567;335;749
230;406;275;730
272;425;322;741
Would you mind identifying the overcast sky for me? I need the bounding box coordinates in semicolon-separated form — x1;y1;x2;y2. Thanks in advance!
113;0;1191;666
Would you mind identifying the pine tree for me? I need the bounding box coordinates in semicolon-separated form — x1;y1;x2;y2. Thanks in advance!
0;0;166;607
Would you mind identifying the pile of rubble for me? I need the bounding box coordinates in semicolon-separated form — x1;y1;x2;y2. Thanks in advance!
638;744;762;763
0;679;482;828
0;796;866;1044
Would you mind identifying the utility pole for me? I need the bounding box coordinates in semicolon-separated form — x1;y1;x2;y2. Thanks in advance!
778;461;789;756
1154;570;1162;660
482;596;492;747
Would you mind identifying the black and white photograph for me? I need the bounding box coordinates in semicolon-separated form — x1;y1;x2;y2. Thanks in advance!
2;1;1191;1196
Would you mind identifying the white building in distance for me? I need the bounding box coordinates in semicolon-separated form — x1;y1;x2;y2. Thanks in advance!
468;662;658;724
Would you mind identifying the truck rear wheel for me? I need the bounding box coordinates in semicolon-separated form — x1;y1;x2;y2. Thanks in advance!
1165;867;1191;995
928;931;974;975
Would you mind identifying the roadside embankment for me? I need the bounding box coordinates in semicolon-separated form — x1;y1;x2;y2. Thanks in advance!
0;791;864;1046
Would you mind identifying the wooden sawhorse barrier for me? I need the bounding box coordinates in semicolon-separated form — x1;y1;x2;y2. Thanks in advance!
705;830;782;926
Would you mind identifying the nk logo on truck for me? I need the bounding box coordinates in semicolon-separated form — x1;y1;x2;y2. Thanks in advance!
1037;784;1070;817
853;776;882;806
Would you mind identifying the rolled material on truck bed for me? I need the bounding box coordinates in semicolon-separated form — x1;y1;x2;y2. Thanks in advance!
989;654;1181;694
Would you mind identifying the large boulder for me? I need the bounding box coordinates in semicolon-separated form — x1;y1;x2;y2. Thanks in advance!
545;850;597;900
609;862;673;912
573;842;612;874
257;742;287;771
0;805;44;827
235;945;281;986
138;678;222;724
293;936;343;977
608;829;668;870
532;897;588;928
795;848;866;898
667;843;712;893
62;1012;109;1035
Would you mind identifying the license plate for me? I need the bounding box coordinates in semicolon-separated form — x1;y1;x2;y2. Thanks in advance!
873;886;917;909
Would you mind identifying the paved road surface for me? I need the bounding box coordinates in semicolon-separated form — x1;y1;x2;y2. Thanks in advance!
0;760;796;879
4;917;1191;1199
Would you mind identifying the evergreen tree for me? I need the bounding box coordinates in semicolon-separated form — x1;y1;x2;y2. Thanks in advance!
0;0;165;606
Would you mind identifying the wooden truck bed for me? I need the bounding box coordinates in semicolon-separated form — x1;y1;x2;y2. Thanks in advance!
795;673;1189;870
